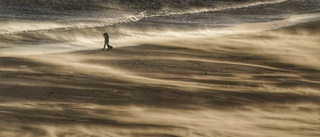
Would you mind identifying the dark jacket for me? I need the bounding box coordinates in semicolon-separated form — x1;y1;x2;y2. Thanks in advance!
103;33;109;43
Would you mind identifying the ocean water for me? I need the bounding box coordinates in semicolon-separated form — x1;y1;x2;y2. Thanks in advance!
0;0;319;55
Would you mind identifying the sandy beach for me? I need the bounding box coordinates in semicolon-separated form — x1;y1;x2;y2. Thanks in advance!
0;19;319;137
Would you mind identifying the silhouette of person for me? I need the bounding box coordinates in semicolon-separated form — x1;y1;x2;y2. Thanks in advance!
103;32;113;51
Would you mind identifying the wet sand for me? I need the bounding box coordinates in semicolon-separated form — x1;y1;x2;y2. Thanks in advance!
0;21;319;137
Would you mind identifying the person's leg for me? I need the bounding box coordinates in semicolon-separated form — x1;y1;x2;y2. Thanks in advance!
107;44;110;51
103;43;107;50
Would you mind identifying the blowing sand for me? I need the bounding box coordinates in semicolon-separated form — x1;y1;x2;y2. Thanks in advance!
0;21;319;137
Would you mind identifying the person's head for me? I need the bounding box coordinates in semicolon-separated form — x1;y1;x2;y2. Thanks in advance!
103;33;108;37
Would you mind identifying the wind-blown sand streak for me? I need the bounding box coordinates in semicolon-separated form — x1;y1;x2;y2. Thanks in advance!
0;20;319;137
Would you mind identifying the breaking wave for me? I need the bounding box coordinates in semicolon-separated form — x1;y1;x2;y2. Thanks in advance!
0;0;288;35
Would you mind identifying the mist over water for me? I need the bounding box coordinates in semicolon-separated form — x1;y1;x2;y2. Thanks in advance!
0;0;320;137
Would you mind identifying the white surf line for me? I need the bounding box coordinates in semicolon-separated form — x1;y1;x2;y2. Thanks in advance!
177;13;320;39
233;13;320;33
0;0;287;35
158;0;288;16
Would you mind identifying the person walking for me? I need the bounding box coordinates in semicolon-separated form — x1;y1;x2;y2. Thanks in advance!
103;32;113;51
